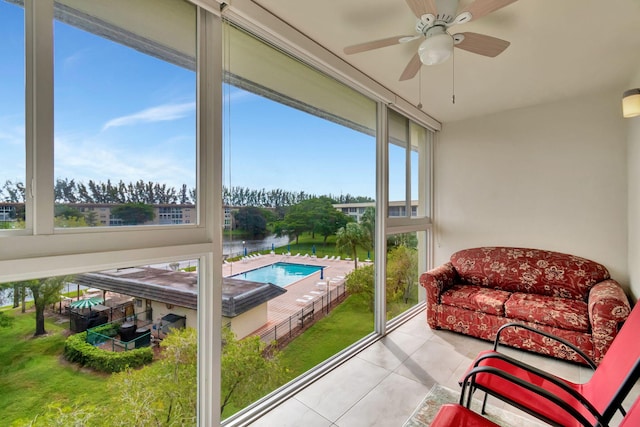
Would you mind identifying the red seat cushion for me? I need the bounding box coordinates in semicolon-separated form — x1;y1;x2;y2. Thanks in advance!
504;293;589;332
466;351;591;427
441;285;511;316
430;404;501;427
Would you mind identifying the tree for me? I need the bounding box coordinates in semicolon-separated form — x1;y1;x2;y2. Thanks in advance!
22;276;71;336
345;264;375;310
106;327;198;426
110;202;155;225
54;215;88;228
309;197;351;243
273;204;309;245
221;327;286;416
31;327;198;426
387;232;418;250
54;204;83;220
386;245;418;303
233;206;268;237
84;210;99;226
335;222;371;269
0;280;25;310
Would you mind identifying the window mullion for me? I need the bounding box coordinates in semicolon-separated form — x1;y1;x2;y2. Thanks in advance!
25;0;54;235
405;119;411;218
196;7;222;427
374;102;387;335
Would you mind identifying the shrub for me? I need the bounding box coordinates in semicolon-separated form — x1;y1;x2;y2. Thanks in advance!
89;322;119;338
64;332;153;373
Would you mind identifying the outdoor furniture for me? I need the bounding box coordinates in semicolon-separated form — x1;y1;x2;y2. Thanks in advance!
430;404;500;427
420;246;630;364
119;321;136;342
458;301;640;427
134;327;151;348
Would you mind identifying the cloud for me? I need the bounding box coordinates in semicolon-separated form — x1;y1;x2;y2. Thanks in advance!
54;133;196;190
102;102;195;131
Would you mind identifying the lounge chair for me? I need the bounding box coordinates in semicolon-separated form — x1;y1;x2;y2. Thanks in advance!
293;253;300;257
430;404;500;427
321;255;329;260
335;256;341;261
431;386;640;427
459;300;640;427
328;256;335;261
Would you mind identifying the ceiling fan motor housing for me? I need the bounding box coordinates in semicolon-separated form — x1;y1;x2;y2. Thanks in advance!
419;26;453;65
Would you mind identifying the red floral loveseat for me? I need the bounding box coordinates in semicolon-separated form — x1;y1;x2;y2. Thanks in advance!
420;247;631;364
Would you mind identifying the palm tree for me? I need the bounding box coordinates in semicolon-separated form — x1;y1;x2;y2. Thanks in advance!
335;222;371;269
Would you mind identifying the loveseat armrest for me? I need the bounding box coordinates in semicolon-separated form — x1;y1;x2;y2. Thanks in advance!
420;262;458;328
420;262;458;302
589;279;631;364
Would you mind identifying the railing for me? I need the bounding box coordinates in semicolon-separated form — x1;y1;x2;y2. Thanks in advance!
86;311;153;351
257;283;347;346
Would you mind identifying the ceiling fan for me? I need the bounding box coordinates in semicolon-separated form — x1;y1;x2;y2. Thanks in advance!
343;0;517;81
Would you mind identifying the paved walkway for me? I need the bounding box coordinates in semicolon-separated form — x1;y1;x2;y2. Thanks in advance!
223;254;365;331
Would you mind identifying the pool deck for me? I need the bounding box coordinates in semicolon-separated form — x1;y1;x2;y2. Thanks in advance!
223;254;363;332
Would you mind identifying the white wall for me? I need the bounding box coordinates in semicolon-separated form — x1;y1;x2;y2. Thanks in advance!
434;88;629;288
150;301;197;330
224;304;268;339
627;66;640;301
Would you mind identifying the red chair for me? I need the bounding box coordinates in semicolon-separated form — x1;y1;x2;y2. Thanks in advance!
430;392;640;427
430;403;500;427
459;302;640;427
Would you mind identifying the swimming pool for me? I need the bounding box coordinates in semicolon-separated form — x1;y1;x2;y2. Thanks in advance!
231;262;323;287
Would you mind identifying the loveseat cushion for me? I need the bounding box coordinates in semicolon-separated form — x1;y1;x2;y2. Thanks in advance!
504;293;589;333
451;247;610;300
441;285;511;316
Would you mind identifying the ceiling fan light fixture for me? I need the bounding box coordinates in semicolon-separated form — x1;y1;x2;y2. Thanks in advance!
419;29;453;65
623;88;640;118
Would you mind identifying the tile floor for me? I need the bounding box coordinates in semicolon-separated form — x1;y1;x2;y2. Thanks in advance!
249;313;640;426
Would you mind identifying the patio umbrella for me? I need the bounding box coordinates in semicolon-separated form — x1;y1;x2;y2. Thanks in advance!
70;297;103;310
312;245;316;255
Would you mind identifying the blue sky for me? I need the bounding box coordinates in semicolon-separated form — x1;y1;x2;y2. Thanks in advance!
0;1;392;201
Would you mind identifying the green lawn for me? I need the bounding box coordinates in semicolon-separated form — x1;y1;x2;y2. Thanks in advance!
0;308;107;426
1;292;398;424
280;294;373;379
247;232;373;262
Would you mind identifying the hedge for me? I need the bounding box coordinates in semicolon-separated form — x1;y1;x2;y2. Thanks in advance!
64;332;153;373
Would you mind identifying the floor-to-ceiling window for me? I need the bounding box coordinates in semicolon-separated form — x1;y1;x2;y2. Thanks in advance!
385;110;431;322
52;0;197;228
221;23;378;420
0;0;25;230
1;1;435;424
0;1;212;425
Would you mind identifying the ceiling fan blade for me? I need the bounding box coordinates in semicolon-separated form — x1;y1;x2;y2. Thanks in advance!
405;0;437;18
460;0;518;22
454;32;510;57
399;53;422;81
344;35;414;55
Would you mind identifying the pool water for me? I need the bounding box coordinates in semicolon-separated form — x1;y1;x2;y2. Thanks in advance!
231;262;323;287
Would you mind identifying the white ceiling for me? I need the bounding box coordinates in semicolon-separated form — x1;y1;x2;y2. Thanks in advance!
251;0;640;123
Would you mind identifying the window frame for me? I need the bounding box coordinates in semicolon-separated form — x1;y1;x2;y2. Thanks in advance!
0;1;438;425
